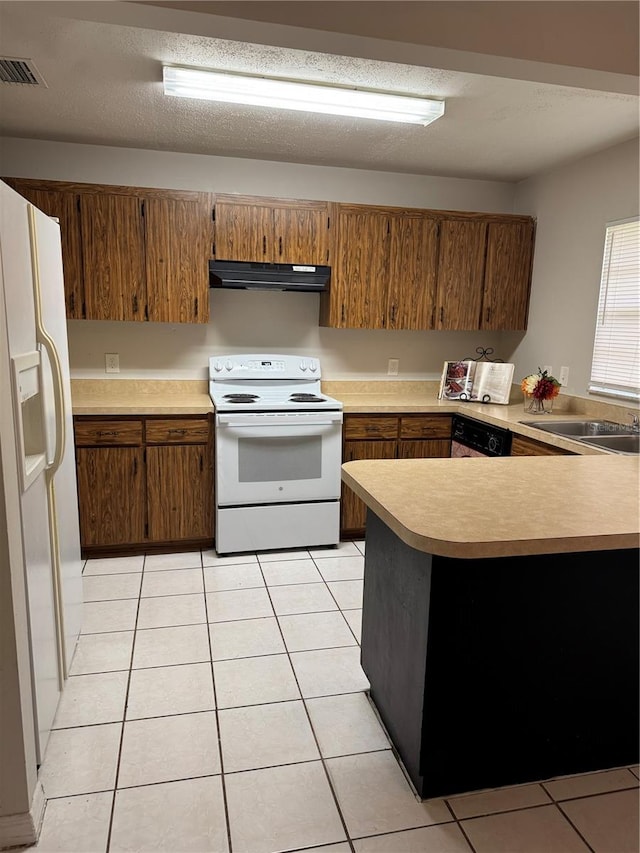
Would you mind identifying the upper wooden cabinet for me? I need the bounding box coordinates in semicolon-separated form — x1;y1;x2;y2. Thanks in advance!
3;179;85;319
434;219;487;331
213;194;330;265
320;203;439;330
81;193;146;322
481;220;535;331
321;203;534;332
3;178;212;324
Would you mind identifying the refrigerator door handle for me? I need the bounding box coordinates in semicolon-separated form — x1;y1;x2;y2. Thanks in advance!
28;207;66;475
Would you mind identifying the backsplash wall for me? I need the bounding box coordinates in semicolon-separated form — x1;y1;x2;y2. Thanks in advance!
1;137;521;380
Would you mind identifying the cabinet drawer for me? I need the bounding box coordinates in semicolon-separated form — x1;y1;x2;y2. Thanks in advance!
74;420;143;446
145;418;209;444
510;435;574;456
400;416;452;439
344;416;399;440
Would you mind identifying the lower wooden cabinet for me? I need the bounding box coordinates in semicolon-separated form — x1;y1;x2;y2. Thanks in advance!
146;444;211;542
341;414;452;536
510;435;575;456
76;446;145;547
74;415;213;556
342;439;397;532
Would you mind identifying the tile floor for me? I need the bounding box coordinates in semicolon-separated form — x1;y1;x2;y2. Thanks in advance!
26;541;639;853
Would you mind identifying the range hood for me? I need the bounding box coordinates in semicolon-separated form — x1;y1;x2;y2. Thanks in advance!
209;260;330;292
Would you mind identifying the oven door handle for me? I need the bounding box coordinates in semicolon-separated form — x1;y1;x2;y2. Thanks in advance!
217;414;343;427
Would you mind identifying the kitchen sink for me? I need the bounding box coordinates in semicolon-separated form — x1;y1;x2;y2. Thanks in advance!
521;419;639;454
578;434;640;455
521;419;633;437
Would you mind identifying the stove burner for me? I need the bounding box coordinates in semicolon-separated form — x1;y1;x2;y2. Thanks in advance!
289;393;325;403
223;394;259;403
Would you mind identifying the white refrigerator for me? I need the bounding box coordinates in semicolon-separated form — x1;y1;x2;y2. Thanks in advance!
0;180;83;763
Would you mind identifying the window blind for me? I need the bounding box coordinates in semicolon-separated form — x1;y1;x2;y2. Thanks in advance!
589;217;640;402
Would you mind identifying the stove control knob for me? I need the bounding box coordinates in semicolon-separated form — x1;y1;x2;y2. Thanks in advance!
308;360;317;372
299;360;307;371
225;361;233;371
213;361;223;372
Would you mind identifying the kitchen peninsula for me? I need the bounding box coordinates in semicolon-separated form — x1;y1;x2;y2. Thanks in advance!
342;455;640;800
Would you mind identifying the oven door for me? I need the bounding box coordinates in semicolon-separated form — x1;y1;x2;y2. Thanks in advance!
216;411;343;506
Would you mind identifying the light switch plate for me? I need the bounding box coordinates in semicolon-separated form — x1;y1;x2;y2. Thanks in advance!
559;366;569;386
387;358;399;376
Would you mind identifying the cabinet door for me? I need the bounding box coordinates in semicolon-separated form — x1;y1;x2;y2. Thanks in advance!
387;215;439;330
436;219;487;330
482;221;534;331
81;194;146;321
273;204;329;265
76;447;145;546
147;444;212;542
5;181;85;319
341;440;396;532
214;199;272;262
397;439;451;458
145;196;211;323
331;207;389;328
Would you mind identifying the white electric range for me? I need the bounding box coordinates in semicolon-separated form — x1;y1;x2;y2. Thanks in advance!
209;354;343;554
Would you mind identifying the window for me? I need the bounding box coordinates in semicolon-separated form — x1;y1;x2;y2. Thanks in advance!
589;217;640;402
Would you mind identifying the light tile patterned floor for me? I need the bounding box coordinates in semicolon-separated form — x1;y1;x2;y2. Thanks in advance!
28;540;639;852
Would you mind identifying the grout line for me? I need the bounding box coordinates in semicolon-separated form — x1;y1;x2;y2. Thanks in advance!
541;780;640;805
255;560;356;853
201;556;234;853
552;802;597;853
104;552;145;853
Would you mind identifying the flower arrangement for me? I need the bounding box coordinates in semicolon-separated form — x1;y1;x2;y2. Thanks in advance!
521;368;561;413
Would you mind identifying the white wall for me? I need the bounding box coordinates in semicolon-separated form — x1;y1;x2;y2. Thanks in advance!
1;137;522;380
512;137;639;400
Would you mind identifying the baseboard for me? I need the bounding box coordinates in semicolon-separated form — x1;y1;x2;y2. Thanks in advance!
0;782;46;850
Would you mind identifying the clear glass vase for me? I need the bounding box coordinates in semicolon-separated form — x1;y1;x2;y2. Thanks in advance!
524;394;553;414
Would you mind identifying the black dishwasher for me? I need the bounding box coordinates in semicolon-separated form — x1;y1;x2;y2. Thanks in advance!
450;415;512;458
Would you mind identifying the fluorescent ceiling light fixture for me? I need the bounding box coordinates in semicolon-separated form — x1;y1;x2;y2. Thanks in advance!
163;65;445;126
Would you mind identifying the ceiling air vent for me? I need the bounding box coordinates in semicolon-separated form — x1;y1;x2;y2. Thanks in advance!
0;57;47;86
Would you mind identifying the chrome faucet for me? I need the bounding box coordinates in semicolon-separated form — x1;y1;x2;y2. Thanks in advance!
628;413;640;433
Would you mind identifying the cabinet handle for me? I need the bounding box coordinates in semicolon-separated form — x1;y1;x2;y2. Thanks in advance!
485;306;491;323
97;430;119;437
263;235;267;255
341;304;345;323
133;293;139;314
168;428;187;435
279;236;283;256
133;457;138;476
194;297;198;318
200;453;204;472
69;293;75;314
390;305;396;323
440;306;444;323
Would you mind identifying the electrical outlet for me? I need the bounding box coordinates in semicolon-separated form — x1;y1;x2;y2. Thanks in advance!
105;353;120;374
559;366;569;386
542;365;553;376
387;358;399;376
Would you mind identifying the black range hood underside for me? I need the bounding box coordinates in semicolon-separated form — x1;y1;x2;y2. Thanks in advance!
209;260;330;292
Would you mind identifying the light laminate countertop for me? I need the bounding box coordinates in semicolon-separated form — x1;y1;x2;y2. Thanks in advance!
70;378;634;455
71;380;213;415
341;455;640;559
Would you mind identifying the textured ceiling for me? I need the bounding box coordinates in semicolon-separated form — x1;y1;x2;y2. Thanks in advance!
0;1;638;182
